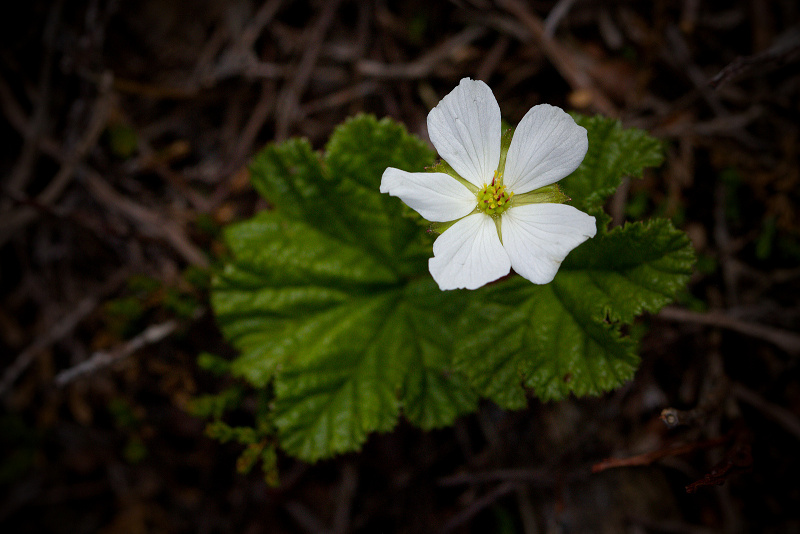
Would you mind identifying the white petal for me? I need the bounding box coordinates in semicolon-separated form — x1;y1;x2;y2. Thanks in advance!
429;214;510;290
427;78;501;188
503;104;588;194
380;168;476;222
501;203;596;284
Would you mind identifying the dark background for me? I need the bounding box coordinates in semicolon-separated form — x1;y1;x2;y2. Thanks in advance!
2;0;799;532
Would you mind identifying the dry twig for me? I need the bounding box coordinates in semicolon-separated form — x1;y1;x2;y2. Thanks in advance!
710;27;800;89
657;306;800;356
439;467;553;487
732;383;800;441
543;0;578;37
0;297;96;398
275;0;342;139
592;433;730;474
0;271;128;399
1;73;115;246
496;0;617;115
54;316;189;387
5;0;63;204
357;26;488;79
443;481;520;533
81;169;209;268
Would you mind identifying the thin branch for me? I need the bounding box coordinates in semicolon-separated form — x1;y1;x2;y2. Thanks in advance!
657;306;800;356
439;467;553;487
476;35;510;82
81;168;209;268
1;74;208;268
663;25;728;117
241;0;286;49
0;271;128;398
710;27;800;89
496;0;617;115
5;0;63;200
275;0;342;139
543;0;578;37
332;463;359;534
284;500;330;534
0;72;115;246
230;80;277;166
443;481;520;533
356;26;488;79
732;383;800;441
299;81;377;116
592;434;730;474
54;316;188;387
0;298;96;397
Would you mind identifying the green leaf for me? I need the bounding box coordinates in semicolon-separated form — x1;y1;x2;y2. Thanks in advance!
561;219;695;323
249;138;336;228
272;278;476;460
213;115;475;461
212;112;693;462
394;280;478;430
454;219;694;404
213;212;397;388
326;115;434;191
188;387;244;419
325;116;437;276
561;115;663;214
250;115;436;277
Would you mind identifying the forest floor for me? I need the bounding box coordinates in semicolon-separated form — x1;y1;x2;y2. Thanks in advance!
2;1;800;532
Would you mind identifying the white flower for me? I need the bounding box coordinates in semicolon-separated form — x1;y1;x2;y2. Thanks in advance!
380;78;597;290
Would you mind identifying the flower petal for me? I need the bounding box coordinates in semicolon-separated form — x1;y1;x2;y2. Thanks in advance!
501;203;596;284
380;168;476;222
427;78;501;188
429;214;510;290
503;104;588;194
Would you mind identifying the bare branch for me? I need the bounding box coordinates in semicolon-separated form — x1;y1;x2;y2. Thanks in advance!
657;306;800;356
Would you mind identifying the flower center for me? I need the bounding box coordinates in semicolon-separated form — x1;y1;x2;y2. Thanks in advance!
476;175;513;216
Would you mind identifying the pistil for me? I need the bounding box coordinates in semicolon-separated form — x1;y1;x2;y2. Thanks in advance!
476;174;513;216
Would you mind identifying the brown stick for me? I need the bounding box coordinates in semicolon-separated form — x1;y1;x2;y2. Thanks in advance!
54;315;191;387
357;26;488;79
592;433;730;473
657;306;800;356
274;0;342;140
496;0;617;116
732;383;800;441
443;481;520;533
82;169;210;268
0;73;115;246
0;270;128;398
710;28;800;89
